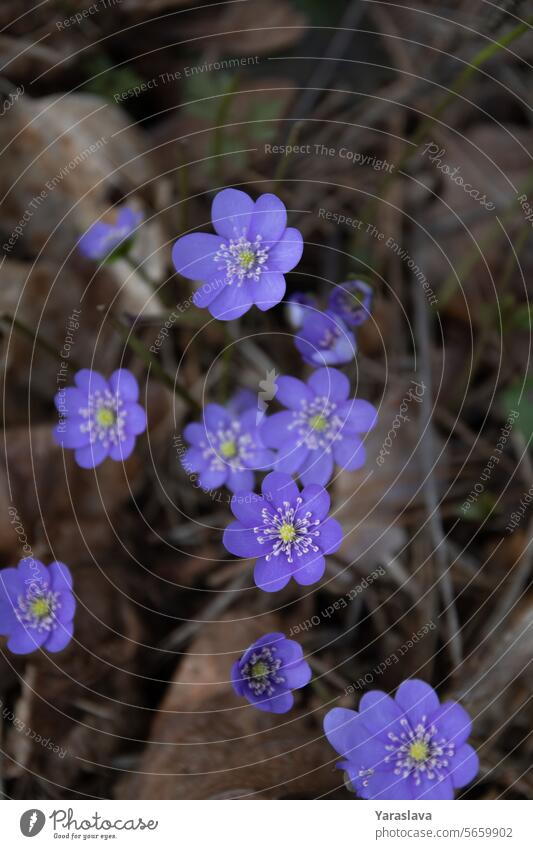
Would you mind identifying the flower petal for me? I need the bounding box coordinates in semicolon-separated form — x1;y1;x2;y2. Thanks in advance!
183;422;207;445
7;625;47;654
267;690;294;713
124;403;147;436
109;369;139;402
299;449;334;487
267;227;303;272
54;387;86;415
74;442;109;469
292;551;325;586
48;561;73;593
109;435;135;461
226;468;254;493
338;399;378;432
209;281;254;321
250;272;286;311
276;376;313;409
172;233;224;280
273;440;309;474
412;774;454;800
283;660;312;689
308;367;350;402
198;467;227;491
449;743;479;789
358;690;405;741
75;369;107;395
17;558;49;593
230;494;267;525
318;518;343;554
223;522;264;558
248;193;287;243
54;420;89;450
211;188;254;239
254;554;292;592
43;620;74;653
299;484;330;520
431;701;473;748
203;404;232;431
333;436;366;471
395;679;440;728
261;471;299;507
260;411;297;447
192;276;227;308
364;771;414;800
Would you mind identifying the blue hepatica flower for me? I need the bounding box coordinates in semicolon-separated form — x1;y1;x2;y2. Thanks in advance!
0;558;76;654
172;188;304;320
328;279;373;327
53;369;147;469
223;471;343;591
285;291;316;329
324;679;479;800
79;206;143;262
182;404;275;493
231;632;312;713
295;309;356;367
260;367;378;486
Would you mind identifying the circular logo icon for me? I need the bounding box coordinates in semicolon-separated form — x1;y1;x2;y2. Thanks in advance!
20;810;46;837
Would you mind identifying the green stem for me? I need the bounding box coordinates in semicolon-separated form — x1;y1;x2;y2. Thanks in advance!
109;315;201;412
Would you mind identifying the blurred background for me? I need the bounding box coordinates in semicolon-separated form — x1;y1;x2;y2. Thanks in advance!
0;0;532;799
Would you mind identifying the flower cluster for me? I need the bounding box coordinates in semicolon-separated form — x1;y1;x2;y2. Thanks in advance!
0;559;76;654
2;185;478;788
324;679;479;799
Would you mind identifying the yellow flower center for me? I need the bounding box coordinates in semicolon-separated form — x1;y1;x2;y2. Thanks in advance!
409;741;429;762
309;414;327;431
96;407;116;427
238;249;255;269
220;439;237;458
279;522;296;543
30;598;51;619
251;661;269;679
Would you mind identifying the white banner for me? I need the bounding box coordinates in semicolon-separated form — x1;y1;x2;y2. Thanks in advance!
2;800;532;848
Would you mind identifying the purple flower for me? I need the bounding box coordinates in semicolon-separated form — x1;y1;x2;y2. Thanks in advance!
53;369;147;469
285;291;316;329
182;404;275;493
324;679;479;800
295;309;356;367
328;279;373;327
0;558;76;654
231;632;312;713
260;367;378;486
79;206;142;262
223;471;343;591
172;188;303;320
